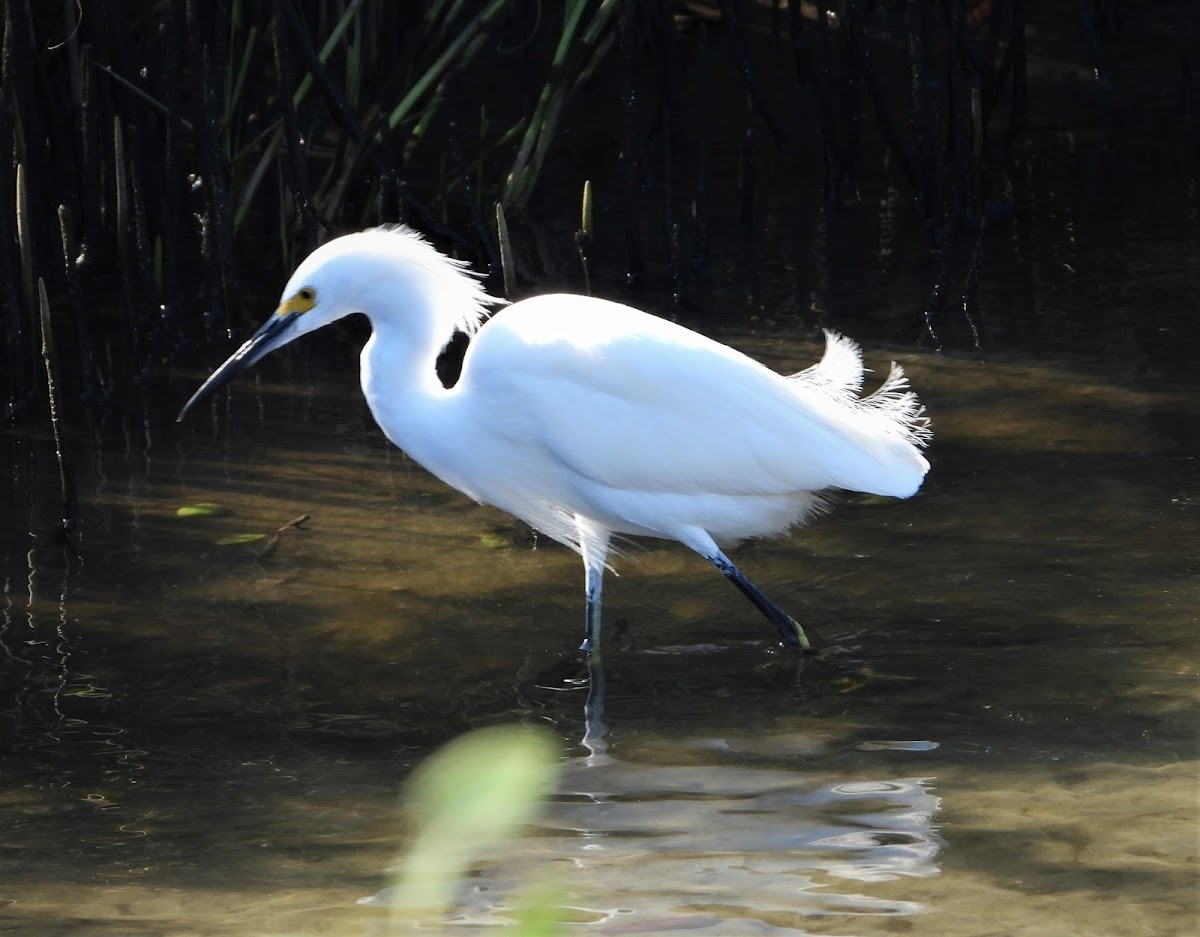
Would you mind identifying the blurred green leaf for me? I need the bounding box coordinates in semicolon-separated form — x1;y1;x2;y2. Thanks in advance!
478;532;507;549
392;726;561;917
509;880;568;937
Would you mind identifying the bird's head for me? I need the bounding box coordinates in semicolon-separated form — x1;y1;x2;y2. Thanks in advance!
176;226;502;422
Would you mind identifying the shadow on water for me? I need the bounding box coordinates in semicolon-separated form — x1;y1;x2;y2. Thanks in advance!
2;321;1196;934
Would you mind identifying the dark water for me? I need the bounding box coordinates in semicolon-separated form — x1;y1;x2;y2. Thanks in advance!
3;301;1196;934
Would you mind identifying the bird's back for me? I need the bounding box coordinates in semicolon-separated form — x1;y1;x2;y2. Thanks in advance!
459;294;928;499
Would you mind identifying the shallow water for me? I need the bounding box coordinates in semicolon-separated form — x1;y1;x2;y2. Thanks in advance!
2;316;1195;935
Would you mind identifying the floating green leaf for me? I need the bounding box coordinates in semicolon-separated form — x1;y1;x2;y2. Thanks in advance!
65;683;111;699
215;532;267;545
477;532;507;549
176;503;229;518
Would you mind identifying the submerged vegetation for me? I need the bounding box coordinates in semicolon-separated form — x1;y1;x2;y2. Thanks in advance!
1;1;1195;438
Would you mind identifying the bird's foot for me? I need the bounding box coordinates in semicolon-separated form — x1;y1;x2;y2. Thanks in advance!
776;617;813;651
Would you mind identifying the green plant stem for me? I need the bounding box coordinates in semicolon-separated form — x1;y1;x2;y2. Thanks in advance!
387;0;511;131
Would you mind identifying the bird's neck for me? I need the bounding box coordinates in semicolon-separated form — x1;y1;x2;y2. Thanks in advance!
359;315;474;493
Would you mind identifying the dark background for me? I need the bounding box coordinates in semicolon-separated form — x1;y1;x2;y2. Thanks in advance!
2;1;1198;429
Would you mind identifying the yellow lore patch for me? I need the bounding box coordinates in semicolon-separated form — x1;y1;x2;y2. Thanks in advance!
275;286;317;316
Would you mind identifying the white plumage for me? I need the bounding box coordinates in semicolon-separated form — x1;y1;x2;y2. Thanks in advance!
179;225;931;653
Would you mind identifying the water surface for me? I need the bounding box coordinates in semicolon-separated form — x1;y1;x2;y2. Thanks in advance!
2;321;1194;935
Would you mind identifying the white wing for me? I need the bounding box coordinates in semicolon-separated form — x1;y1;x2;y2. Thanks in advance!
463;295;929;501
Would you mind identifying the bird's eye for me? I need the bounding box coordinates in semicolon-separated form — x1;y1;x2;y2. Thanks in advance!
298;287;316;302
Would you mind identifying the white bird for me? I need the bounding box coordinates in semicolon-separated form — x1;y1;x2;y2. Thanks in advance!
179;225;930;654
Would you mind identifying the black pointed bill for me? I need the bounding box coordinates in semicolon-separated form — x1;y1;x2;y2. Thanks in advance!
176;311;301;422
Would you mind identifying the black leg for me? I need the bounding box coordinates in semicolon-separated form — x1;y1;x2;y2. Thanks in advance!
580;583;601;654
707;552;812;650
577;520;610;655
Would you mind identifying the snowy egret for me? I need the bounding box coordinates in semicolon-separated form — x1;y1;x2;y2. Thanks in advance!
179;226;930;653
